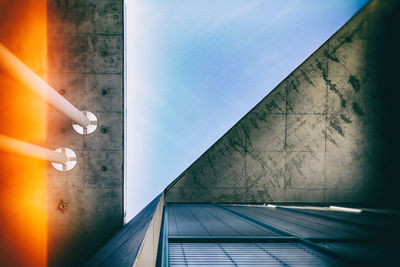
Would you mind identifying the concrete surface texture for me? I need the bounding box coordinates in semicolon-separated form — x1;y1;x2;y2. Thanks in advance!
86;194;162;267
46;0;124;266
165;0;400;206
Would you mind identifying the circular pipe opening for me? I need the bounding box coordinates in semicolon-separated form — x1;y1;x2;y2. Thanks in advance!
51;147;77;171
72;110;98;135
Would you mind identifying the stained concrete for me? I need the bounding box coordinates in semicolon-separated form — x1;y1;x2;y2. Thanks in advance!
165;0;400;207
46;0;124;266
85;194;163;267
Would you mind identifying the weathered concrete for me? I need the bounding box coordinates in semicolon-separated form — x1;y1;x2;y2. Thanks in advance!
46;0;124;266
165;0;400;207
85;194;163;267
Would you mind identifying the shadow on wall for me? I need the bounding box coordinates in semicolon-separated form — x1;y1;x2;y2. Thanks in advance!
369;0;400;206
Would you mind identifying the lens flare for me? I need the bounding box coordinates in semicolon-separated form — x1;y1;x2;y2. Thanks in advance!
0;1;48;266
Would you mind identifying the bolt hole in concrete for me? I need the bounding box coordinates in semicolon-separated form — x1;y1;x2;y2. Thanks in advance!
101;127;108;134
57;200;68;213
101;166;107;172
101;88;109;95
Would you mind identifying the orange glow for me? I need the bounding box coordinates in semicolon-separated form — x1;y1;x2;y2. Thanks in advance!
0;1;48;266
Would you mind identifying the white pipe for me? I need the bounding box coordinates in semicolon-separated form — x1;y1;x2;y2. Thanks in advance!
0;43;89;127
0;134;67;164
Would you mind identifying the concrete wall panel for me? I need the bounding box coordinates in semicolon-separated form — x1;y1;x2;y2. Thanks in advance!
46;0;124;266
165;0;400;206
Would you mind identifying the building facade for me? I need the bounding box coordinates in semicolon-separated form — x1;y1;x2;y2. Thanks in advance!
88;1;400;266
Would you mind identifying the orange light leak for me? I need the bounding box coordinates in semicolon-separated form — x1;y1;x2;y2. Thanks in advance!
0;1;48;266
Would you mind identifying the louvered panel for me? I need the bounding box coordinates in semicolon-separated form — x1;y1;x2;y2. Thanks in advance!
224;205;369;238
272;208;372;238
169;242;337;266
168;204;280;236
316;241;397;265
290;208;398;232
161;204;398;267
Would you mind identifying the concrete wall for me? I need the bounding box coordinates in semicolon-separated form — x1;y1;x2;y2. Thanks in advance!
46;0;124;266
165;0;400;206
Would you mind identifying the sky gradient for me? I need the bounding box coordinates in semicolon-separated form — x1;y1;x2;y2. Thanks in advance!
126;0;368;221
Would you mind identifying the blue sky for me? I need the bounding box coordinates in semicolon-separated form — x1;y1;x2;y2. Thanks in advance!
125;0;368;221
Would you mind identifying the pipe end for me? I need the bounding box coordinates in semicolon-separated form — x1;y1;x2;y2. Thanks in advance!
72;110;98;135
51;147;77;171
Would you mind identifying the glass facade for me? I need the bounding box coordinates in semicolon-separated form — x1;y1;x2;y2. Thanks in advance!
158;204;399;266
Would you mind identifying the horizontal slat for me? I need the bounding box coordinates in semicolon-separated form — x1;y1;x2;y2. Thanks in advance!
168;204;281;237
222;205;370;238
168;236;297;243
169;242;337;266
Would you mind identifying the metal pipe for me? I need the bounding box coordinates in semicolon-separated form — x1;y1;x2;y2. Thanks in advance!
0;134;67;164
0;43;89;127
